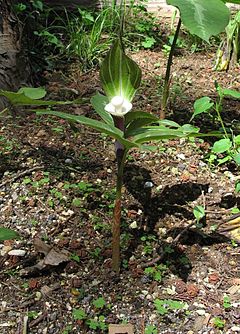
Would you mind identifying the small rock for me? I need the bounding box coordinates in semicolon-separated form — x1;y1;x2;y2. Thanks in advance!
8;249;26;256
177;153;186;160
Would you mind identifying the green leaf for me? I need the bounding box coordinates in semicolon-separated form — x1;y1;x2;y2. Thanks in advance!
234;135;240;145
193;205;205;222
167;0;230;42
191;96;214;120
131;126;185;143
233;153;240;165
222;88;240;99
100;39;142;101
212;138;232;153
154;299;169;315
158;119;180;128
18;87;46;99
72;308;87;320
130;124;199;144
0;228;19;241
141;36;156;48
36;110;137;149
92;297;106;309
125;111;158;136
0;89;75;106
90;93;114;125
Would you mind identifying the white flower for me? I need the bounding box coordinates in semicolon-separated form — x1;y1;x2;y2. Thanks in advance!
105;96;132;117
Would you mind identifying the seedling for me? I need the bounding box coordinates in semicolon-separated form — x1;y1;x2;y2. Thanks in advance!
145;325;158;334
193;205;205;228
191;84;240;166
144;264;167;282
154;298;188;315
223;295;231;309
72;308;87;320
213;317;225;329
92;297;106;309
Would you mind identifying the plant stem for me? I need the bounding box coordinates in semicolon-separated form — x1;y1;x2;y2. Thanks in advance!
161;18;181;119
112;146;127;273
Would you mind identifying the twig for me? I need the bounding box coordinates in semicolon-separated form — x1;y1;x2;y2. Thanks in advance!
29;312;47;328
0;166;44;188
140;254;163;268
23;315;28;334
172;221;196;244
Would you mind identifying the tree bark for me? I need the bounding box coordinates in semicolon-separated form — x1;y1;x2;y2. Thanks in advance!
0;0;30;109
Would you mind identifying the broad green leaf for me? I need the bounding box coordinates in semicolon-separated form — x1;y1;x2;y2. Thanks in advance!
36;110;137;149
234;135;240;145
191;96;214;120
125;112;158;136
125;111;158;125
125;118;158;137
90;93;114;125
0;227;19;241
212;138;232;153
100;39;141;101
193;205;205;222
222;88;240;99
158;119;180;128
0;89;76;106
233;153;240;165
18;87;46;99
167;0;230;42
180;124;200;134
131;127;186;144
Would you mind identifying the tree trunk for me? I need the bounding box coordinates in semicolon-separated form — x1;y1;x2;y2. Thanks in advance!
0;0;30;109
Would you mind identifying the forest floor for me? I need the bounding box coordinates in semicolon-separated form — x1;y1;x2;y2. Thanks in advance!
0;44;240;334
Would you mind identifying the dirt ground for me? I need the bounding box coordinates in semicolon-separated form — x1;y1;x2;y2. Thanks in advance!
0;44;239;334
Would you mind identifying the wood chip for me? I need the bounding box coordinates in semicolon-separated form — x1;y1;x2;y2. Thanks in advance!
109;324;134;334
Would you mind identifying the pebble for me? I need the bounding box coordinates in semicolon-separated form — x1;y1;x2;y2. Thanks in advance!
177;153;186;160
231;326;240;332
8;249;26;256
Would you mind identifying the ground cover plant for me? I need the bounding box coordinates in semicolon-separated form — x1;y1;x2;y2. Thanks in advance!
0;1;240;333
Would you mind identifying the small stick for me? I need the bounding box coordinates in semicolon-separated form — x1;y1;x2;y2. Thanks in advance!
29;312;47;328
0;166;44;188
23;315;28;334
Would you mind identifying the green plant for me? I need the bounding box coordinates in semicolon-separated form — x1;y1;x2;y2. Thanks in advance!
213;317;225;329
144;264;167;282
193;205;205;227
223;295;232;309
191;84;240;166
65;8;116;71
154;298;188;315
0;228;19;241
86;316;107;331
92;297;106;309
215;10;240;71
141;234;157;255
72;308;87;321
145;325;158;334
35;38;204;273
160;0;232;118
27;310;39;320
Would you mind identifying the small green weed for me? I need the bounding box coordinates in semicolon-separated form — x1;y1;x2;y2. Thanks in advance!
213;317;225;329
154;298;188;315
144;264;167;282
223;295;231;309
145;325;158;334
